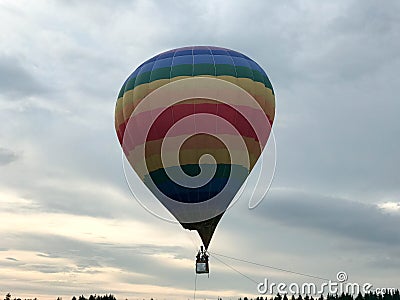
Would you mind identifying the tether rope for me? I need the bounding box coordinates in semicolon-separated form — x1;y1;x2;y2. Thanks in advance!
209;251;330;281
191;249;329;299
193;273;197;300
209;252;259;284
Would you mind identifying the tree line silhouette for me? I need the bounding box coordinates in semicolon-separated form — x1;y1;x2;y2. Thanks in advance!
3;290;400;300
240;291;400;300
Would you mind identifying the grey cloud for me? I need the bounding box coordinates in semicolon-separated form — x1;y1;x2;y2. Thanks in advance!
367;255;400;270
208;192;400;287
293;1;400;83
3;232;195;288
36;253;50;258
5;257;19;261
27;263;101;274
267;1;400;198
0;147;20;166
0;55;46;97
1;231;252;293
0;104;131;219
255;189;400;246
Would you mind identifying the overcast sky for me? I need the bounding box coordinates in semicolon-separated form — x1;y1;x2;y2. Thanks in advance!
0;0;399;299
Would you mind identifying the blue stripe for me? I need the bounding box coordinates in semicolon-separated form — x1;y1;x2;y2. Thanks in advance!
231;56;252;68
146;177;246;203
172;55;193;65
213;55;233;65
158;51;174;59
153;57;173;69
227;50;249;59
193;54;214;64
175;49;193;57
143;164;249;204
138;61;154;74
193;49;211;55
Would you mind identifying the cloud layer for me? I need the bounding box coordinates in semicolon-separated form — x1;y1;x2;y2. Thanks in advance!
0;0;399;299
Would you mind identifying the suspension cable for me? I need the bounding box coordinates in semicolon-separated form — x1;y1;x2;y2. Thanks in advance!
209;253;259;284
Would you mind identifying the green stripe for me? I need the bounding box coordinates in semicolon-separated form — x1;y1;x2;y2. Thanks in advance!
171;64;193;77
193;63;215;76
125;76;137;91
215;64;236;77
263;75;273;91
118;80;127;98
252;69;265;83
150;67;171;81
135;71;152;86
236;66;254;80
120;64;273;95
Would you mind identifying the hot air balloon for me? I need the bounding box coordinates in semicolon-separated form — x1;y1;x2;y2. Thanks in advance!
115;46;275;274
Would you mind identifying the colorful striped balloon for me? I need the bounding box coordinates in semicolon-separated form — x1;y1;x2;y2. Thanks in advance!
115;46;275;249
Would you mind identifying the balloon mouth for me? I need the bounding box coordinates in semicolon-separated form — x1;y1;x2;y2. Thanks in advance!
120;77;276;224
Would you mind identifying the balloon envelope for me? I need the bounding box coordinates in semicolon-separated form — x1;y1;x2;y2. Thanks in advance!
115;46;275;248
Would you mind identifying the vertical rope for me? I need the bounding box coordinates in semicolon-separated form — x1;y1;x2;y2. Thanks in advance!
193;273;198;300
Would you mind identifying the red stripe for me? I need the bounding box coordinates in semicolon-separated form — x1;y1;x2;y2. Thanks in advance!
120;103;270;150
163;104;255;140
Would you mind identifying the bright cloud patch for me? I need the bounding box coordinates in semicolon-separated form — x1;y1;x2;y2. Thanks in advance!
378;202;400;214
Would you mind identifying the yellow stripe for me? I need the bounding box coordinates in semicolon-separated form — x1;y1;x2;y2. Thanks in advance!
115;76;275;130
123;134;262;176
